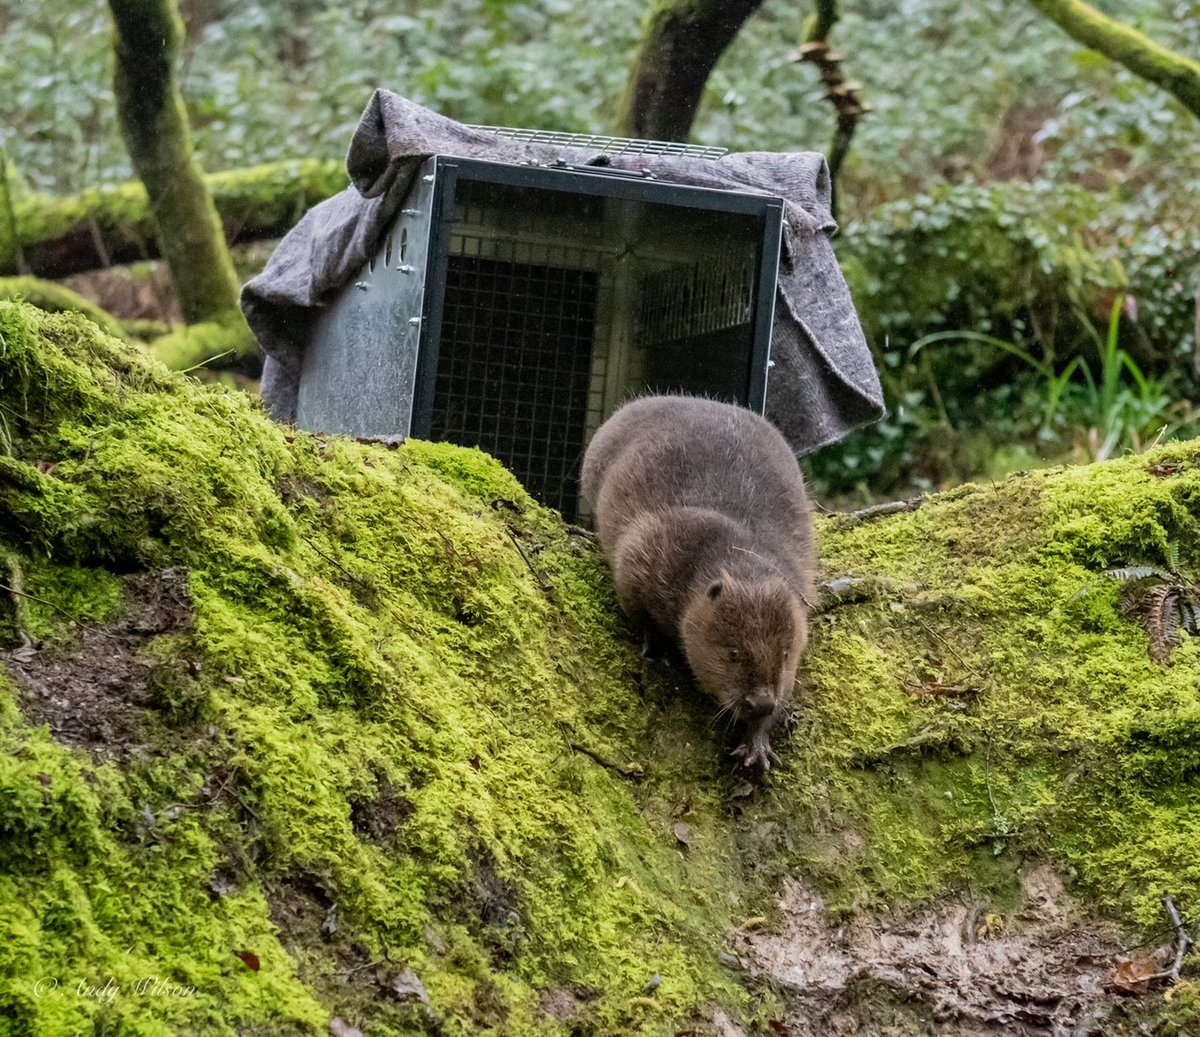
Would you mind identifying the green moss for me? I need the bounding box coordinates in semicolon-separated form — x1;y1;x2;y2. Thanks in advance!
801;450;1200;951
0;299;1197;1033
0;302;751;1034
149;311;258;371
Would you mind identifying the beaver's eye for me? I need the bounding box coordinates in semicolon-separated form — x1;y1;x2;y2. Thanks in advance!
729;648;741;663
783;649;790;660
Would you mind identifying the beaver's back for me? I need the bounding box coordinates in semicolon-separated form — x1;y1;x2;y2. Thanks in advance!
581;396;812;588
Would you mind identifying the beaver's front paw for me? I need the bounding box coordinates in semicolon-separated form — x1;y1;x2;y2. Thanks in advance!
731;732;780;771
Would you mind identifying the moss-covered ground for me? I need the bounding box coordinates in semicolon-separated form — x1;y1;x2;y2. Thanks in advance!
0;301;1196;1034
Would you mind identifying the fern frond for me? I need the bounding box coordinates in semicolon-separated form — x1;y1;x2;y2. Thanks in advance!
1164;540;1181;572
1104;566;1173;583
1179;595;1200;637
1145;585;1182;663
1119;584;1150;616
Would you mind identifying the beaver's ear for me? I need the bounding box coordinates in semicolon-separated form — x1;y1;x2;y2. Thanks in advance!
707;581;723;600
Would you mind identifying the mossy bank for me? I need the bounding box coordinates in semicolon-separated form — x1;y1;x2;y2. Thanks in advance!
0;301;1196;1035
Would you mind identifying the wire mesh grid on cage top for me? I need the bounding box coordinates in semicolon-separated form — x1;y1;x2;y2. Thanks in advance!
467;125;728;161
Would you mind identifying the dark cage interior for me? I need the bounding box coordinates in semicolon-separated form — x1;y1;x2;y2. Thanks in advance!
426;172;775;520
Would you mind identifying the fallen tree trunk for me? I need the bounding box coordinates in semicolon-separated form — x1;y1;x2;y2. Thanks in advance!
0;159;346;279
0;301;1197;1033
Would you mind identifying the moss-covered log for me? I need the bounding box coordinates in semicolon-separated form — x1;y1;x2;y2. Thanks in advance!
0;160;346;280
615;0;764;141
0;300;1197;1034
149;312;261;371
1027;0;1200;119
0;276;125;338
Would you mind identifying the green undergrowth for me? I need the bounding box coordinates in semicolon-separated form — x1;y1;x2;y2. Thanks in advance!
0;300;1196;1034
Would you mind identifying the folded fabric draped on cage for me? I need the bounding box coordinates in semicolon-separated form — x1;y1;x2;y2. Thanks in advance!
242;90;883;515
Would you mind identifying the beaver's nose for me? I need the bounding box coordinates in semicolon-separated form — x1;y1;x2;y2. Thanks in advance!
743;688;775;718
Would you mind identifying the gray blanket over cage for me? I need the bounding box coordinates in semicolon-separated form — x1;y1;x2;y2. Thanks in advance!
242;89;883;455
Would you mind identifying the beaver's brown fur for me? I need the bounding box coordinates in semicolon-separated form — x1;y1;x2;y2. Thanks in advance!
580;395;816;770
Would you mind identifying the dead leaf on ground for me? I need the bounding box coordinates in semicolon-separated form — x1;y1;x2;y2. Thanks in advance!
233;949;261;972
383;968;429;1003
1112;953;1159;994
329;1019;364;1037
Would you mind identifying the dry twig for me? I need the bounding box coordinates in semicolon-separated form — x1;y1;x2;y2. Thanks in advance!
1151;893;1193;984
834;496;925;527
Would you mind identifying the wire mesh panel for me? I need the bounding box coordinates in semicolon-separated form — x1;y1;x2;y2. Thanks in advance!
467;124;728;160
634;248;759;401
430;253;600;515
637;251;756;345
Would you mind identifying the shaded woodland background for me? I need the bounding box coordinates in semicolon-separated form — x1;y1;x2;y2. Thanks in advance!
1;0;1199;500
4;6;1200;1034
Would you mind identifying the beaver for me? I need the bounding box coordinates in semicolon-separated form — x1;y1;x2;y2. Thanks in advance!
580;395;816;770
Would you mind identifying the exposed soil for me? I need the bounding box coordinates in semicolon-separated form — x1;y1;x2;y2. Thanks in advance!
348;772;415;846
4;568;194;762
730;867;1166;1036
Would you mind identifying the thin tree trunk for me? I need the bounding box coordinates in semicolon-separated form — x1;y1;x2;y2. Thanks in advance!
615;0;764;142
1027;0;1200;119
106;0;244;324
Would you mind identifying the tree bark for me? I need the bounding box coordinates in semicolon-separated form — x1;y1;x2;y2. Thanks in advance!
106;0;243;324
0;160;346;279
615;0;765;142
1027;0;1200;119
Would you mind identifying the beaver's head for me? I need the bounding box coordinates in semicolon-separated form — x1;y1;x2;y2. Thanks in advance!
679;571;807;730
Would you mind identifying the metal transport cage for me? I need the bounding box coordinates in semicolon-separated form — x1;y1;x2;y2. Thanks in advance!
297;150;785;521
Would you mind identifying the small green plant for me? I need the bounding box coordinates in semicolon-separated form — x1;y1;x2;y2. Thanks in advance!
909;296;1196;464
